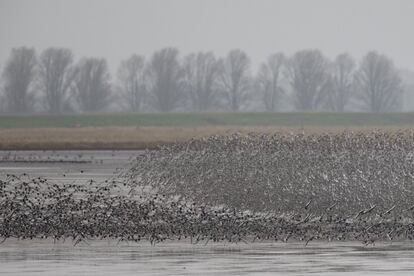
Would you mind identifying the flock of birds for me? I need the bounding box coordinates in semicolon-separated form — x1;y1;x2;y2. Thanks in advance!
2;173;414;246
1;130;414;246
128;131;414;215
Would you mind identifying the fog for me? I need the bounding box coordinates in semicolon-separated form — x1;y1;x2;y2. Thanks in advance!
3;3;414;274
1;0;414;113
1;0;413;71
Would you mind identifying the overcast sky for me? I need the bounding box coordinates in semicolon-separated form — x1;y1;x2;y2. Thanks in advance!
1;0;413;72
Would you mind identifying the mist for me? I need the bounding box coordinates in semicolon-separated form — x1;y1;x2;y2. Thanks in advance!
1;0;413;71
1;0;414;113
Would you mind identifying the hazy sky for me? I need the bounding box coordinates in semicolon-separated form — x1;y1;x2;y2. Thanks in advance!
1;0;413;72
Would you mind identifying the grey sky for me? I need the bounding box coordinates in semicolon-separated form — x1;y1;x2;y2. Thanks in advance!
1;0;413;72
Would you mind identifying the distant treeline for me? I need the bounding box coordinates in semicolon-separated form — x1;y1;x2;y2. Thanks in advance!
0;47;410;113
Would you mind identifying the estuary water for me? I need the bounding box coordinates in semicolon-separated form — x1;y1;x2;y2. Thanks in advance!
1;240;414;275
1;150;414;275
0;150;139;182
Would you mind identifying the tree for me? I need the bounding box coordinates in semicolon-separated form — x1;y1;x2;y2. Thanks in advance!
326;53;356;112
355;51;403;112
0;64;4;113
218;49;251;111
400;70;414;111
38;47;75;113
147;48;183;112
256;53;286;111
0;92;3;113
117;54;146;112
1;47;37;113
72;57;112;112
287;49;330;111
182;52;220;111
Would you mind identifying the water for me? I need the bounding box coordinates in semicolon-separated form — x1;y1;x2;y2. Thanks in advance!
1;150;414;275
0;150;139;182
1;240;414;275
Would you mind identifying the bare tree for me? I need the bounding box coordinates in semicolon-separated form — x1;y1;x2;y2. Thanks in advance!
400;70;414;111
72;57;112;112
0;64;4;113
355;51;403;112
38;47;75;113
182;52;220;111
1;47;37;113
287;49;330;111
218;49;251;111
326;53;356;112
147;48;183;112
256;53;286;111
0;92;4;113
117;54;146;112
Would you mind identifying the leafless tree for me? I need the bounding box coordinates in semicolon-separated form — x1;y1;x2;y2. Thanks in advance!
0;64;4;113
218;49;251;111
38;47;75;113
117;54;146;112
72;57;112;112
1;47;37;113
0;93;4;113
256;53;286;111
400;70;414;111
147;48;183;112
355;51;403;112
182;52;220;111
287;49;330;111
326;53;356;112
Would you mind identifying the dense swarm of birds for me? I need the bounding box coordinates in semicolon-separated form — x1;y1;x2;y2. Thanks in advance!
127;131;414;216
2;173;414;246
2;130;414;245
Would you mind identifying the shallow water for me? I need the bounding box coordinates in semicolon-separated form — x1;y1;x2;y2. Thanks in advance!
1;150;414;275
1;240;414;275
0;150;139;182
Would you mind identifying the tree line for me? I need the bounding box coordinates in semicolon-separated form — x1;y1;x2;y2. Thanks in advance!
0;46;405;113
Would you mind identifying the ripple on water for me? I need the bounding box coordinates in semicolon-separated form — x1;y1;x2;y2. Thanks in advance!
1;240;414;275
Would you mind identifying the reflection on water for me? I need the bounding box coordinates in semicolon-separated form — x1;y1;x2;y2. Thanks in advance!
1;240;414;275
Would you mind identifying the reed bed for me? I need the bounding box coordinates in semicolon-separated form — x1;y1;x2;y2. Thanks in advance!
0;126;410;150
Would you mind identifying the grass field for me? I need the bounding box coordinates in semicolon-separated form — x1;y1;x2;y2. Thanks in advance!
1;112;414;128
1;112;413;150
